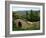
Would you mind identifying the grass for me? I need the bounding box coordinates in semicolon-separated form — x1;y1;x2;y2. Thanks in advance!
12;20;40;31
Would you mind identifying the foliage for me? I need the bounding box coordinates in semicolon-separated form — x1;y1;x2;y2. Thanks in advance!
25;10;40;22
12;10;40;31
12;10;40;22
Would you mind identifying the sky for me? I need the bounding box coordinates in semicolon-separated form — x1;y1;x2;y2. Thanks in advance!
12;5;40;11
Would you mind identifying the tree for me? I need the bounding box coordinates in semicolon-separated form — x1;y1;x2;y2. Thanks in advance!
35;11;40;21
29;10;40;22
26;11;28;20
30;10;34;21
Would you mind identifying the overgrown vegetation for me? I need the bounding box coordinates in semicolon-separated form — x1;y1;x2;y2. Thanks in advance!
12;10;40;31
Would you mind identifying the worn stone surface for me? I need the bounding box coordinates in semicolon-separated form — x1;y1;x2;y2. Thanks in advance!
15;19;40;29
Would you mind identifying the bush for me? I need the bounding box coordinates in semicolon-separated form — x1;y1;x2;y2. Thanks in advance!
26;10;40;22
